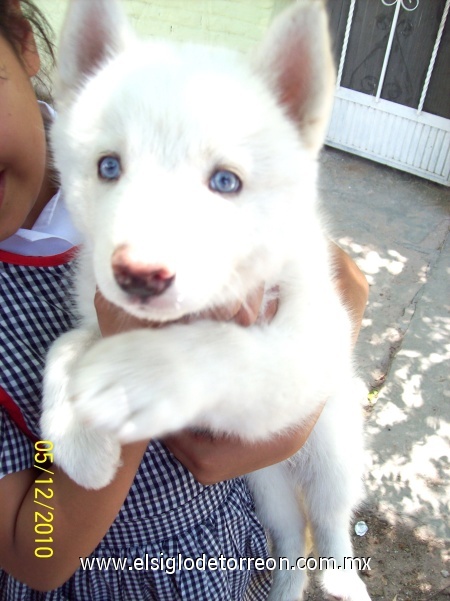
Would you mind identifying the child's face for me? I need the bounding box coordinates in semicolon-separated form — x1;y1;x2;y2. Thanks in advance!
0;32;50;240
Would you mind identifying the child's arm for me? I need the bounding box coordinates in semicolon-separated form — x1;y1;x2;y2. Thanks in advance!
0;438;148;591
163;416;323;485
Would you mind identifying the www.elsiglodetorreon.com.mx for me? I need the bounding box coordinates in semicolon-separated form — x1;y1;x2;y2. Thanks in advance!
79;553;372;573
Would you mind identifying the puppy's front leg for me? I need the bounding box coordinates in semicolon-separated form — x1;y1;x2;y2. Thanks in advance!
41;328;121;489
68;319;300;443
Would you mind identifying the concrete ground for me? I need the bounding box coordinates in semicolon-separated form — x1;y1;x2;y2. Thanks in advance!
314;147;450;601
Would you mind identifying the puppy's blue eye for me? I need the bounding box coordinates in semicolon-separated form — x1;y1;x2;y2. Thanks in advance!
209;170;242;194
98;156;122;181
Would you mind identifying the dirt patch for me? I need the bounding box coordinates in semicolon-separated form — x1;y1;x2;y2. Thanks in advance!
302;511;450;601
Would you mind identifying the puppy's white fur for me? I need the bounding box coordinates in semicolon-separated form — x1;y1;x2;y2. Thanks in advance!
41;1;371;599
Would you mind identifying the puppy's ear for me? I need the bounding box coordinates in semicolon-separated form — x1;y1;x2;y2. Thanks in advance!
254;0;335;156
56;0;132;105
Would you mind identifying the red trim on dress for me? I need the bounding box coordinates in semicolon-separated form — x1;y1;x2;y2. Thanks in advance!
0;388;37;442
0;247;79;267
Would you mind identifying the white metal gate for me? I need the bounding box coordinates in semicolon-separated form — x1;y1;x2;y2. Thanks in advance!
326;0;450;186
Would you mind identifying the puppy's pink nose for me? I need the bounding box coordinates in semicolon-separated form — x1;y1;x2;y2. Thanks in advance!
112;245;175;298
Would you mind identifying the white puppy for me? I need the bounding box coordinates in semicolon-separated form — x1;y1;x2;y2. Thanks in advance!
41;1;371;599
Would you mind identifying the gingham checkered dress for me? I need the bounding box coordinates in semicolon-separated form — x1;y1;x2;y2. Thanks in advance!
0;248;271;601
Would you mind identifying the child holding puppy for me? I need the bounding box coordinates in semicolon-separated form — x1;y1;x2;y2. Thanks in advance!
0;1;369;599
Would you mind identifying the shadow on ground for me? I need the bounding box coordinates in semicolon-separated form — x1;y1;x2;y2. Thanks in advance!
304;511;450;600
313;148;450;600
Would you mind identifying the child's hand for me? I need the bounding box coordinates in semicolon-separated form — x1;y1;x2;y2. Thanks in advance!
94;285;278;336
163;414;323;485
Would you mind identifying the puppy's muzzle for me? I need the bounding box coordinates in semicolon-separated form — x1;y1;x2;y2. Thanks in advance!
112;245;175;299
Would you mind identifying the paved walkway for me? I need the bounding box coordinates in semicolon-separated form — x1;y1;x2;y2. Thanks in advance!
318;147;449;595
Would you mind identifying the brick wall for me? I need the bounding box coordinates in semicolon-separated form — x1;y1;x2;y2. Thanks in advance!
35;0;289;52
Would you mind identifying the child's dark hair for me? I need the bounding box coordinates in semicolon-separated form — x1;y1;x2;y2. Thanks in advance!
0;0;55;102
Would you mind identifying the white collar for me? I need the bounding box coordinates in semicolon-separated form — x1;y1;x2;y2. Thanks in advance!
0;103;82;257
0;189;82;257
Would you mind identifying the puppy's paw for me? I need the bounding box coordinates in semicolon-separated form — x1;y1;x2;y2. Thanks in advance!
68;339;139;431
61;432;121;490
321;570;371;601
68;335;189;442
47;418;121;489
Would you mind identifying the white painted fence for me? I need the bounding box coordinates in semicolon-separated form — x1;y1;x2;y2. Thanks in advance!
326;0;450;186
